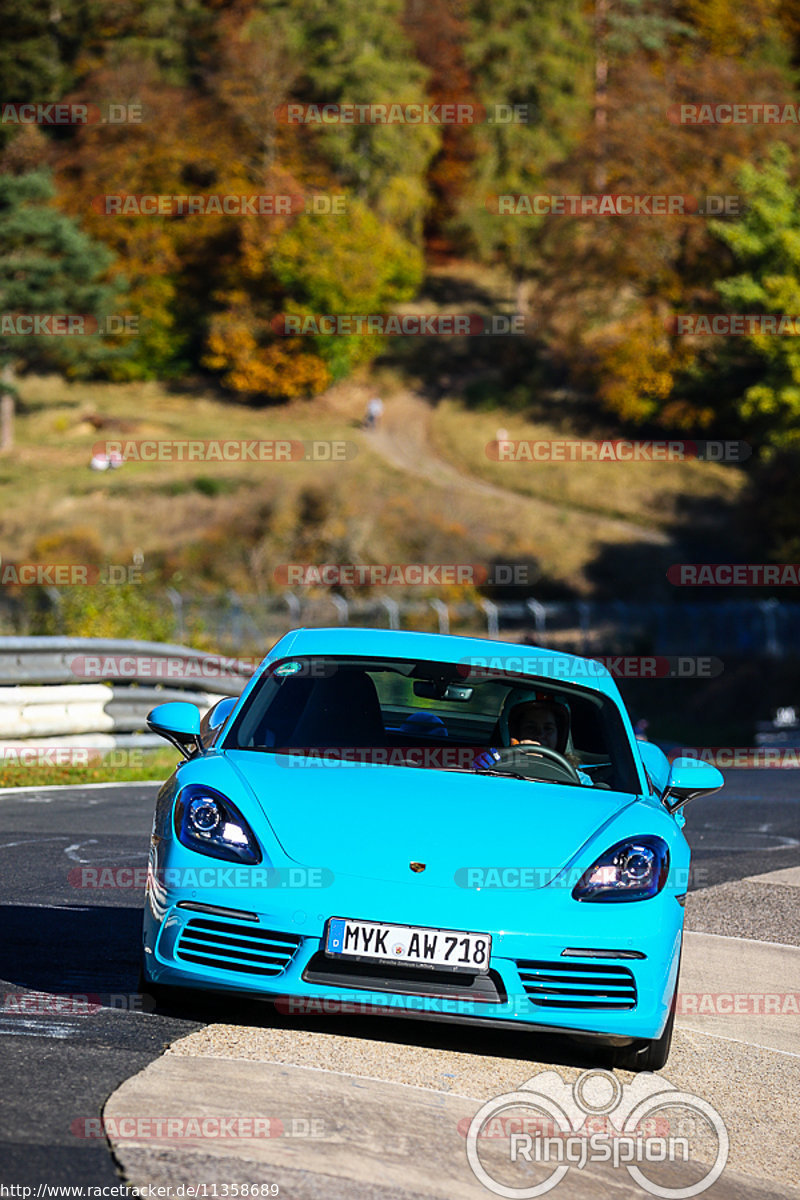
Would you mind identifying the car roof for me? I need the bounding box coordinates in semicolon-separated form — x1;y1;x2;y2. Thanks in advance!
266;626;621;702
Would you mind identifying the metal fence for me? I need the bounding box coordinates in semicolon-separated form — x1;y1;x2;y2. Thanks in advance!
1;594;797;670
157;592;797;658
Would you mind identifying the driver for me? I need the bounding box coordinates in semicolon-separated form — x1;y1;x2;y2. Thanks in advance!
475;691;593;785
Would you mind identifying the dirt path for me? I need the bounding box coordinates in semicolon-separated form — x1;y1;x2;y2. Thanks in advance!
365;391;670;547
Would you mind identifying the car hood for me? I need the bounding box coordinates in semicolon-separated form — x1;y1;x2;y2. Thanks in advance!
225;751;641;888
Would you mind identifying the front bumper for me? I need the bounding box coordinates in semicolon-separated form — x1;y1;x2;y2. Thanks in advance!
142;871;683;1042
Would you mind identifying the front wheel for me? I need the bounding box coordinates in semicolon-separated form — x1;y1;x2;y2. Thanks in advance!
612;966;679;1072
137;961;185;1013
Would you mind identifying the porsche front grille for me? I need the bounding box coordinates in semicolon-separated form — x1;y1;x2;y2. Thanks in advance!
176;917;302;976
517;959;637;1009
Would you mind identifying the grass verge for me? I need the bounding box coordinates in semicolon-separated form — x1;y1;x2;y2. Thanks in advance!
0;747;179;789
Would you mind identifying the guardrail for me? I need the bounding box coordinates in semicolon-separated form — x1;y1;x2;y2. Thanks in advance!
0;638;254;748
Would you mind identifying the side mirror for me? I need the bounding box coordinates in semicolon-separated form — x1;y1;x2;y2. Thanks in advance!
663;756;724;813
147;702;202;760
199;696;237;748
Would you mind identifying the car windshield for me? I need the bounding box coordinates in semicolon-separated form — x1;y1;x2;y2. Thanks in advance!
223;655;642;794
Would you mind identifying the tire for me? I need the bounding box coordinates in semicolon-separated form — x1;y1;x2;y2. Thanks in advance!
612;963;679;1073
137;960;183;1013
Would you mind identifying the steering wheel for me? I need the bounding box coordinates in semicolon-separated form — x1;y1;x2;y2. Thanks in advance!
489;744;581;785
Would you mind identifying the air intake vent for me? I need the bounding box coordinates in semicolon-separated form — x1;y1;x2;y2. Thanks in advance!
303;952;506;1003
517;959;637;1010
176;917;302;977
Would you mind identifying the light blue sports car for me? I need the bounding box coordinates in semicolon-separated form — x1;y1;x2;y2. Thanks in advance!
141;627;723;1071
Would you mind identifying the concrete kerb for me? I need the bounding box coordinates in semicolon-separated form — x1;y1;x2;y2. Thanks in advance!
103;894;800;1200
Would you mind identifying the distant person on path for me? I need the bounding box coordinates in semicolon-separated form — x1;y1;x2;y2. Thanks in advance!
364;396;384;430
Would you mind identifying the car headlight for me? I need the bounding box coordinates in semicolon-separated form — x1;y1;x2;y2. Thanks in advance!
174;784;261;864
571;835;669;902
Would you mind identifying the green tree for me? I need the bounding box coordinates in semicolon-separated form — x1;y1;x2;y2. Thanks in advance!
271;199;424;380
74;0;221;88
258;0;439;240
710;143;800;449
0;0;87;147
0;170;119;448
455;0;593;275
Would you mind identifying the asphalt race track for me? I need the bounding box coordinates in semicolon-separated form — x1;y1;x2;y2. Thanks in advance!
0;772;798;1191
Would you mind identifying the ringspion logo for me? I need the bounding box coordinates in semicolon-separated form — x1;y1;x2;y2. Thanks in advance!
464;1070;728;1198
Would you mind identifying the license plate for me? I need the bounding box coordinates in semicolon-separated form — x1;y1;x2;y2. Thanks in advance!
325;917;491;974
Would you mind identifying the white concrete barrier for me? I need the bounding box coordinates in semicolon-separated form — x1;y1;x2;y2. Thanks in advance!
0;638;245;745
0;684;114;738
0;682;224;740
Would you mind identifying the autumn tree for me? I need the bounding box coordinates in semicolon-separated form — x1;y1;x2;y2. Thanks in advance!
528;1;795;430
401;0;478;254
